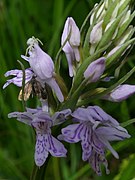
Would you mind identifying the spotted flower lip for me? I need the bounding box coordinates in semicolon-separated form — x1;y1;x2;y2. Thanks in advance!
21;37;64;102
3;68;34;89
102;84;135;102
58;105;130;175
8;108;67;167
61;17;80;77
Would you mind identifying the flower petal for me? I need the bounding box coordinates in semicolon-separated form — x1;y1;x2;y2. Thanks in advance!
88;106;119;125
8;111;32;126
72;46;80;62
3;68;33;89
98;137;119;159
68;17;80;47
21;55;29;61
92;133;105;155
89;151;102;176
26;43;54;80
35;134;49;167
71;107;91;122
46;78;64;102
96;126;131;141
52;109;71;125
81;126;92;161
65;52;75;77
59;123;86;143
4;69;21;77
46;134;67;157
89;151;110;176
81;140;92;161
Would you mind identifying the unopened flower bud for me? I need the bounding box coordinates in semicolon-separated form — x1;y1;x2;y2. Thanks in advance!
119;10;131;26
111;4;119;20
103;84;135;102
96;3;106;21
61;17;80;77
68;17;80;47
84;57;106;83
90;3;98;25
105;19;115;32
119;0;128;6
107;45;121;57
90;20;103;44
116;26;134;45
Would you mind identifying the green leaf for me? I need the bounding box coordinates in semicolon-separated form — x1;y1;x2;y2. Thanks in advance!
121;118;135;127
82;25;93;59
115;26;135;46
17;60;26;110
102;0;119;29
114;154;135;180
69;164;91;180
106;38;135;66
60;158;70;180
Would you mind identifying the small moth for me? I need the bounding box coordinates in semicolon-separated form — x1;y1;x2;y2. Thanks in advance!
18;77;47;101
18;82;32;101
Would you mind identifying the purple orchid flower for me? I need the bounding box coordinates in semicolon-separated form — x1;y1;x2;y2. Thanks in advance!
61;17;80;77
102;84;135;102
21;37;64;102
3;68;33;89
58;105;130;175
8;108;67;167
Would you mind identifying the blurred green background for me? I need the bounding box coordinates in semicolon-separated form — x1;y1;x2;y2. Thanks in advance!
0;0;135;179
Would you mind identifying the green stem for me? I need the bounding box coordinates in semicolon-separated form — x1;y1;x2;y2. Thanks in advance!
60;79;87;111
30;164;38;180
80;10;92;34
30;155;51;180
17;60;26;110
121;118;135;127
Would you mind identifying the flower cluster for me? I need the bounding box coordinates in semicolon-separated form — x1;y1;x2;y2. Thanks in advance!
58;106;130;175
3;0;135;176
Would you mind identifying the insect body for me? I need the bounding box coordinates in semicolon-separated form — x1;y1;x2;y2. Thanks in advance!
18;77;47;101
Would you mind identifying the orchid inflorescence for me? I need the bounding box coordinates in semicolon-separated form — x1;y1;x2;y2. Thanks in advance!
3;0;135;176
